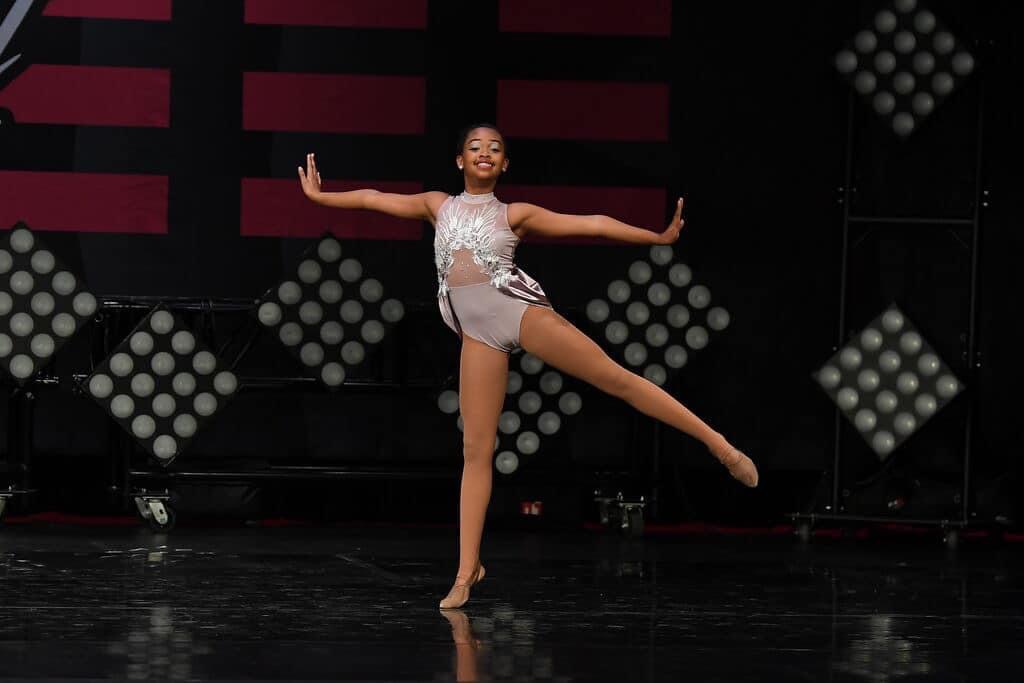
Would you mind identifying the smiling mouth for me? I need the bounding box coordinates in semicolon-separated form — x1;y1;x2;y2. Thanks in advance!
475;161;494;169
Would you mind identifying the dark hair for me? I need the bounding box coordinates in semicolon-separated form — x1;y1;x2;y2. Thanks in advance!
455;122;508;157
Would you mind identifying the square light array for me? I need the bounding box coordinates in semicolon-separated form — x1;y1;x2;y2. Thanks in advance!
585;244;730;387
834;0;975;137
813;303;964;460
0;222;97;385
437;352;583;475
255;235;405;387
82;307;239;466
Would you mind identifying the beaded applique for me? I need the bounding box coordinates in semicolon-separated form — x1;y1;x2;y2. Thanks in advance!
434;197;513;297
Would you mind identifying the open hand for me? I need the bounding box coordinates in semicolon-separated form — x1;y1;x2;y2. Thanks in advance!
656;197;685;245
297;152;322;199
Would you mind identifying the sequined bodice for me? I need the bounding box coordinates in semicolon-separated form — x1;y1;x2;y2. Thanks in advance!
433;191;519;296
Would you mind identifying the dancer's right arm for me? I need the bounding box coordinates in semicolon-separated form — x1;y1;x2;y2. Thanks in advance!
298;152;446;223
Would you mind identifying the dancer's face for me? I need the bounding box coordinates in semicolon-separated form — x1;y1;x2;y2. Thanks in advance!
457;128;508;183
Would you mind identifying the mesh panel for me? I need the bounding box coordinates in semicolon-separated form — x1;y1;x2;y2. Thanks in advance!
446;247;491;288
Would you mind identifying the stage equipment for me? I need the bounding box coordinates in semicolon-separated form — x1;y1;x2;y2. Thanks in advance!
254;234;405;387
834;0;975;137
438;353;583;476
81;306;238;468
813;303;963;460
0;222;97;385
584;244;729;388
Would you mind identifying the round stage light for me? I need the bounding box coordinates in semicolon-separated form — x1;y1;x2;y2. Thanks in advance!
299;301;323;325
878;350;902;373
130;331;154;356
149;310;174;335
360;320;385;344
626;301;650;325
647;282;671;306
152;393;176;418
495;451;519;474
300;342;324;366
893;412;917;436
171;330;196;355
914;10;935;34
624;343;647;366
520;353;544;375
153;435;177;460
665;344;688;369
860;328;883;352
914;393;937;417
258;302;282;326
359;278;383;302
645;323;669;346
650;245;673;265
855;31;877;53
318;280;343;304
213;371;237;395
875;390;898;413
499;411;521;434
857;368;881;392
917;352;940;376
707;307;731;331
872;430;895;456
873;92;896;115
132;415;156;439
607;280;630;303
30;250;54;274
278;281;302;305
380;298;404;322
340;300;364;324
538;411;561;435
89;373;114;398
668;263;692;287
666;304;690;328
874;51;896;74
558;392;582;415
172;372;196;396
9;354;34;379
111;394;135;418
321;362;345;386
193;392;217;417
628;260;652;284
298;259;322;284
320;321;343;345
837;387;859;410
131;373;156;398
586;299;610;323
644;364;667;386
51;313;76;337
539;371;563;395
518;391;542;414
318;237;342;262
340;340;365;364
685;326;709;350
516;431;539;455
687;285;711;309
855;409;877;432
192;351;216;375
151;351;175;376
604;321;628;344
817;365;841;390
912;51;935;75
338;258;363;282
173;414;197;438
9;228;34;253
897;371;920;394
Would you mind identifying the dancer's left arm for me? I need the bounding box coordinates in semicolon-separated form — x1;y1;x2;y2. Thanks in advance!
510;197;684;245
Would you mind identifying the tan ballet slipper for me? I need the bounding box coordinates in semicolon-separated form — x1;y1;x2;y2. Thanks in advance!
439;563;486;610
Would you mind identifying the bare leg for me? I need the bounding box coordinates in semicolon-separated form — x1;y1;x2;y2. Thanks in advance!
440;334;507;609
519;307;757;486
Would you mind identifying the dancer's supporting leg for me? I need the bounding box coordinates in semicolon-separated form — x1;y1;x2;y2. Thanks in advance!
440;334;507;609
519;307;757;486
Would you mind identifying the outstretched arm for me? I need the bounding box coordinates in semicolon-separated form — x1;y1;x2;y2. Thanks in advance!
510;197;685;245
298;152;446;222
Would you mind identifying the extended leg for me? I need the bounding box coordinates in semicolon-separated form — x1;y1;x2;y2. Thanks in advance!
519;307;757;486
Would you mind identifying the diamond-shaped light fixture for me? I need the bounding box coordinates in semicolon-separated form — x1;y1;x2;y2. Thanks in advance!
834;0;975;137
0;222;97;385
255;234;405;388
813;303;964;459
82;307;239;466
584;244;730;387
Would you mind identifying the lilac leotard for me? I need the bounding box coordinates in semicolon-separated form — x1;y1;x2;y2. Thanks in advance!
433;191;552;352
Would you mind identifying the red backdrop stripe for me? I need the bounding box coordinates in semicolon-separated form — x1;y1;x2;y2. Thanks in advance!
497;80;669;141
0;65;170;127
244;0;428;29
499;185;667;245
0;171;168;234
498;0;671;36
241;179;424;240
242;73;425;134
42;0;172;21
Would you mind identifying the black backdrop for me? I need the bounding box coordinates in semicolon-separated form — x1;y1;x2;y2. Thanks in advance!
0;0;1020;523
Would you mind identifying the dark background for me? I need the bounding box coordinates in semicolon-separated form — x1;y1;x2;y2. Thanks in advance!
0;1;1020;525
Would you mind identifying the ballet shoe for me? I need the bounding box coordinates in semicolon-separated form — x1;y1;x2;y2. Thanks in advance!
711;440;759;488
439;563;486;610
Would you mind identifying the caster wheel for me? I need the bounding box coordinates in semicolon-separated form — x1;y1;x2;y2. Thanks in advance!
623;507;644;537
136;496;176;532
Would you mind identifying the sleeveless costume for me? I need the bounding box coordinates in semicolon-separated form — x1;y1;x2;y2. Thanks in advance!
434;191;552;352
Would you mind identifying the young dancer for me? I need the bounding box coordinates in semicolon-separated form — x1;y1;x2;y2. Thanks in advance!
298;123;758;609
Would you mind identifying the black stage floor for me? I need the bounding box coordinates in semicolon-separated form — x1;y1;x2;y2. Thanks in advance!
0;523;1022;681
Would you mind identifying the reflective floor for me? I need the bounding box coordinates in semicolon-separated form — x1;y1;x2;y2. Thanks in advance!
0;524;1022;681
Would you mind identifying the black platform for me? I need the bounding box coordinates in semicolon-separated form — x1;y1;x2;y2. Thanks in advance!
0;523;1022;681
